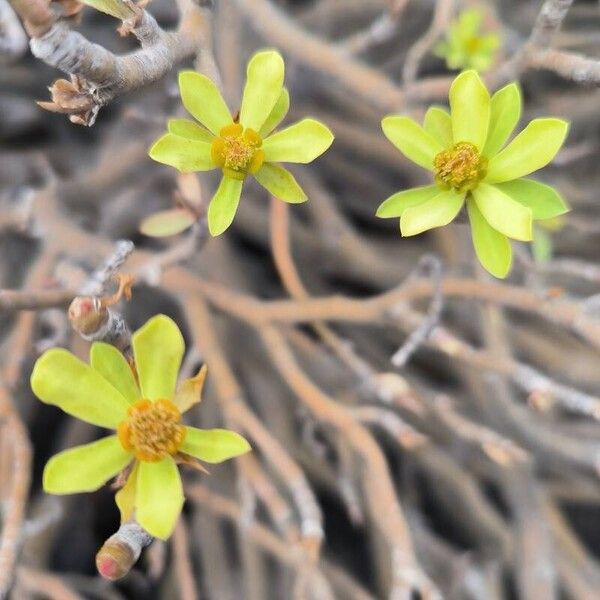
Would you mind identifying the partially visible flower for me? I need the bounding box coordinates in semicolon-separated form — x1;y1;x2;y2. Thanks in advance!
434;9;500;72
149;49;335;236
31;315;251;540
376;70;569;278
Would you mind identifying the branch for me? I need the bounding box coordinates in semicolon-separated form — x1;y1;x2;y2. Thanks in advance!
0;0;27;60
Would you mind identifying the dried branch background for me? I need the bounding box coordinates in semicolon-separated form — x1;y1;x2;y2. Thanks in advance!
1;0;600;598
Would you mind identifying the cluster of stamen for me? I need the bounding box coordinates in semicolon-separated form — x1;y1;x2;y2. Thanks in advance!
118;399;186;462
211;123;265;180
434;142;487;192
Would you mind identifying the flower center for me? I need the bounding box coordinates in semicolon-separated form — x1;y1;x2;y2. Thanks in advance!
118;399;186;462
434;142;487;192
466;36;481;53
211;123;265;180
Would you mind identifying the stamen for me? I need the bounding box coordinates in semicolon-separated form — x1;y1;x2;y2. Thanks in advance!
118;399;186;462
434;142;487;192
211;123;265;180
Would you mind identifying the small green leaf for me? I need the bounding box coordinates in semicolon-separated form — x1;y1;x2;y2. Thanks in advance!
483;83;522;157
263;119;334;164
90;342;139;404
376;185;440;218
473;183;533;241
400;189;465;236
136;458;184;540
180;427;251;463
207;177;244;236
140;208;197;238
450;70;490;150
260;88;290;137
132;315;184;401
43;436;131;494
495;178;569;220
31;349;129;429
254;163;307;203
239;50;285;132
485;118;569;183
381;116;444;171
423;107;453;148
168;119;214;143
532;228;553;263
467;196;512;278
149;134;214;173
178;71;231;135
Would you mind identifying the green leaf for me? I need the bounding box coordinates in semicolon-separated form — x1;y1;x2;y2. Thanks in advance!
173;365;207;413
136;457;184;540
240;50;285;132
376;185;440;218
423;107;453;148
90;343;139;404
140;208;197;238
178;71;231;135
495;178;569;220
207;176;244;236
168;119;214;143
449;70;490;150
483;83;522;157
31;349;129;429
149;134;214;173
180;427;251;463
79;0;135;19
473;183;533;241
115;462;138;523
400;189;465;236
532;228;553;263
132;315;184;401
254;163;307;203
381;116;444;171
262;118;334;164
485;118;569;183
467;196;512;278
43;436;131;494
259;88;290;137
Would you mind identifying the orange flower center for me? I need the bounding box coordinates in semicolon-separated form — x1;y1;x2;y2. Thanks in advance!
434;142;487;192
118;399;186;462
211;123;265;180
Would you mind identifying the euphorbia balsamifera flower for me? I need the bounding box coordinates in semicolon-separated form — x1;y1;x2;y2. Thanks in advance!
376;70;569;278
149;49;334;236
31;315;250;540
434;9;500;73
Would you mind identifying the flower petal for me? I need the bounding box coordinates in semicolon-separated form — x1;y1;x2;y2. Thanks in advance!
495;178;569;220
467;197;512;278
207;176;243;236
140;208;197;238
485;118;569;183
450;70;490;150
168;118;214;143
423;107;453;148
482;83;522;158
173;364;207;413
400;189;465;236
43;436;131;494
90;343;139;404
148;134;214;173
178;71;231;135
180;427;251;463
376;185;440;218
31;349;129;428
262;119;334;164
132;315;184;401
472;183;532;241
115;462;138;523
254;163;307;203
259;88;290;137
240;50;285;132
136;457;184;540
381;116;444;171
